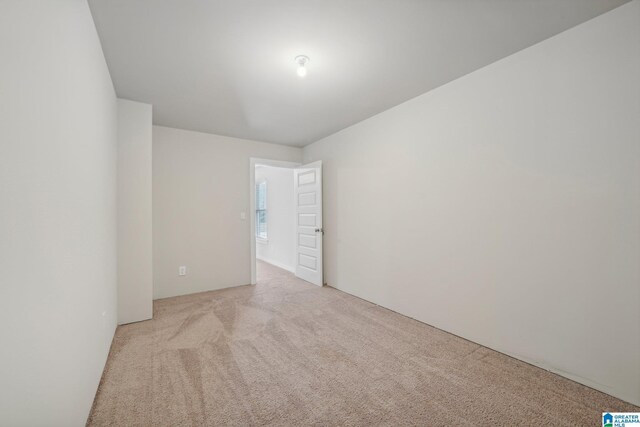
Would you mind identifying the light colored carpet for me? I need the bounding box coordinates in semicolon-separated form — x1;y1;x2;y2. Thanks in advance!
88;260;637;426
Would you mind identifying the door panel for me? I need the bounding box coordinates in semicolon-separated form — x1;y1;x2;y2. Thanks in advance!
294;161;323;286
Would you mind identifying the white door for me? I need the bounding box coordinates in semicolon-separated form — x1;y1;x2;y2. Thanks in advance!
294;161;323;286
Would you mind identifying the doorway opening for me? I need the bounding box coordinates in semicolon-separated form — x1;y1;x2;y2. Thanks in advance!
249;158;323;286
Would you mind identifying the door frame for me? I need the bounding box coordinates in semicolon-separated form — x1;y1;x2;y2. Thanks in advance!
249;158;301;285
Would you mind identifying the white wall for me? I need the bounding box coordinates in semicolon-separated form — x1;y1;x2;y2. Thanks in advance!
117;99;153;325
255;166;295;272
0;1;118;425
153;126;302;299
303;1;640;405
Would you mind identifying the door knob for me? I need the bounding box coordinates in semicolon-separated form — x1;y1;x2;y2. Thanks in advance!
315;228;324;234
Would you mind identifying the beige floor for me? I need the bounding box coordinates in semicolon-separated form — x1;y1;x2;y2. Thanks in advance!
88;260;637;426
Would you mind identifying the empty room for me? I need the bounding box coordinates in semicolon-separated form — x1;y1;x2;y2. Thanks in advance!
1;0;639;426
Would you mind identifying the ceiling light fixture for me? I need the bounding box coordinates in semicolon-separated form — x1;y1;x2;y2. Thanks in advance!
295;55;309;77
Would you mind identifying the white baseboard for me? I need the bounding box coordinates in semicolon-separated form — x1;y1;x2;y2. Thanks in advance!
256;256;295;273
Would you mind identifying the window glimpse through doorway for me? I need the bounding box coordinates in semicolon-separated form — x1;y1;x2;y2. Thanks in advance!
256;181;267;240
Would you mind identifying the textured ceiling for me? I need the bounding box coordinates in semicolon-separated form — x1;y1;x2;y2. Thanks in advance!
89;0;629;146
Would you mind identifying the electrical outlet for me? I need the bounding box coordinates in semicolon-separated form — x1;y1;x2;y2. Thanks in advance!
102;311;108;330
179;266;187;276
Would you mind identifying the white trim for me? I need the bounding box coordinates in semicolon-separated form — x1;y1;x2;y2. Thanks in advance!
249;158;300;285
256;256;295;274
